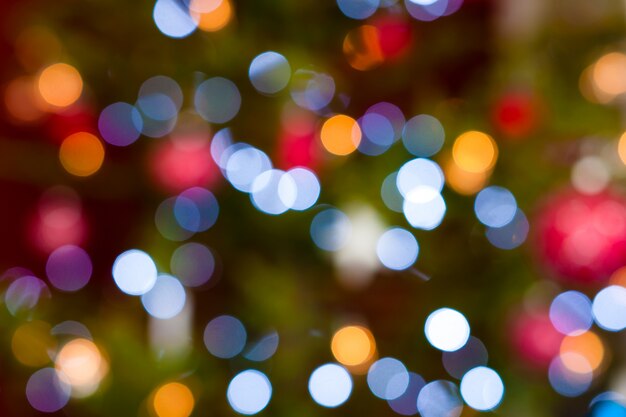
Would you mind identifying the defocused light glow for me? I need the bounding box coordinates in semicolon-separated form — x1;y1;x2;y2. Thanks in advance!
4;76;46;122
402;115;445;157
38;63;82;108
153;382;195;417
403;192;446;230
404;0;449;21
290;69;335;111
425;308;470;352
98;102;143;146
46;245;92;292
417;380;463;417
171;242;215;287
112;249;158;296
444;156;489;195
485;209;528;250
249;51;291;94
618;132;626;166
285;167;320;210
204;315;247;358
343;25;384;71
376;227;418;270
388;372;425;415
560;331;604;374
137;75;183;121
549;353;592;397
367;357;410;400
396;158;444;197
452;131;497;174
593;285;626;331
251;169;296;215
366;102;405;140
310;209;352;251
55;338;107;396
174;187;219;232
358;112;395;155
12;321;56;367
592;52;626;98
226;145;272;192
331;325;376;367
195;77;241;123
59;132;105;177
153;0;198;38
155;197;196;241
381;172;403;213
309;363;352;407
26;368;71;413
6;275;49;316
227;370;272;415
337;0;379;19
460;367;504;411
321;115;362;156
550;291;593;336
191;0;232;32
442;336;488;379
572;156;610;195
474;186;517;228
244;331;279;362
51;321;92;340
141;275;186;319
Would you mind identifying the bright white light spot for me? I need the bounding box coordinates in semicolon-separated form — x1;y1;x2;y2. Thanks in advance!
474;186;517;228
153;0;198;38
396;158;444;198
417;380;463;417
285;167;320;211
550;291;593;336
367;357;410;400
227;370;272;415
425;308;470;352
249;51;291;94
460;367;504;411
592;285;626;331
336;0;380;19
141;274;186;319
572;156;610;195
251;169;296;215
112;250;157;296
308;363;352;407
403;192;446;230
376;228;419;270
225;146;272;192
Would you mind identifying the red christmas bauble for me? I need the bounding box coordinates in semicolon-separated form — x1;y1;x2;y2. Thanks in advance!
534;189;626;284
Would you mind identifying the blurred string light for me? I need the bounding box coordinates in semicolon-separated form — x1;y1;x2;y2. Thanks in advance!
249;51;291;94
581;52;626;104
381;172;404;213
320;114;362;156
416;380;463;417
26;367;70;413
290;69;335;111
149;296;193;358
311;208;352;251
425;308;470;352
250;169;296;215
590;394;626;417
367;357;410;400
152;382;195;417
402;114;445;157
388;372;425;415
343;25;384;71
549;353;593;397
12;321;56;367
195;77;241;123
376;227;419;270
571;156;610;195
308;363;353;407
549;291;593;336
55;338;108;398
59;132;105;177
189;0;233;32
559;331;605;375
141;274;186;319
51;321;93;340
244;331;279;362
153;0;198;38
336;0;380;20
474;186;517;228
460;366;504;411
331;325;376;367
357;112;395;155
397;158;447;230
4;76;47;123
98;102;143;146
112;249;158;296
155;197;196;241
6;275;49;316
225;145;272;191
593;285;626;331
404;0;463;21
45;245;92;292
37;63;82;108
227;370;272;415
285;167;321;210
485;209;529;250
204;315;247;358
442;336;488;379
170;242;215;287
444;156;489;195
174;187;219;232
452;131;498;174
138;76;183;120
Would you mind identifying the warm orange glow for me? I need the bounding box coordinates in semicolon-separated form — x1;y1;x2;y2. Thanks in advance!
592;52;626;98
331;325;376;367
153;382;195;417
609;265;626;287
444;156;489;195
343;25;384;71
618;132;626;166
4;76;48;122
320;115;361;156
452;131;498;174
191;0;232;32
55;338;107;393
12;321;56;367
59;132;105;177
38;63;83;108
560;331;605;374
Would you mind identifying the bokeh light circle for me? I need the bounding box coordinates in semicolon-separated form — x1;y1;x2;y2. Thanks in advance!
195;77;241;123
249;51;291;94
308;363;353;407
112;249;158;296
376;227;419;270
417;380;463;417
227;370;272;415
141;274;186;319
46;244;92;292
204;315;247;358
425;308;470;352
460;366;504;411
367;357;410;400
